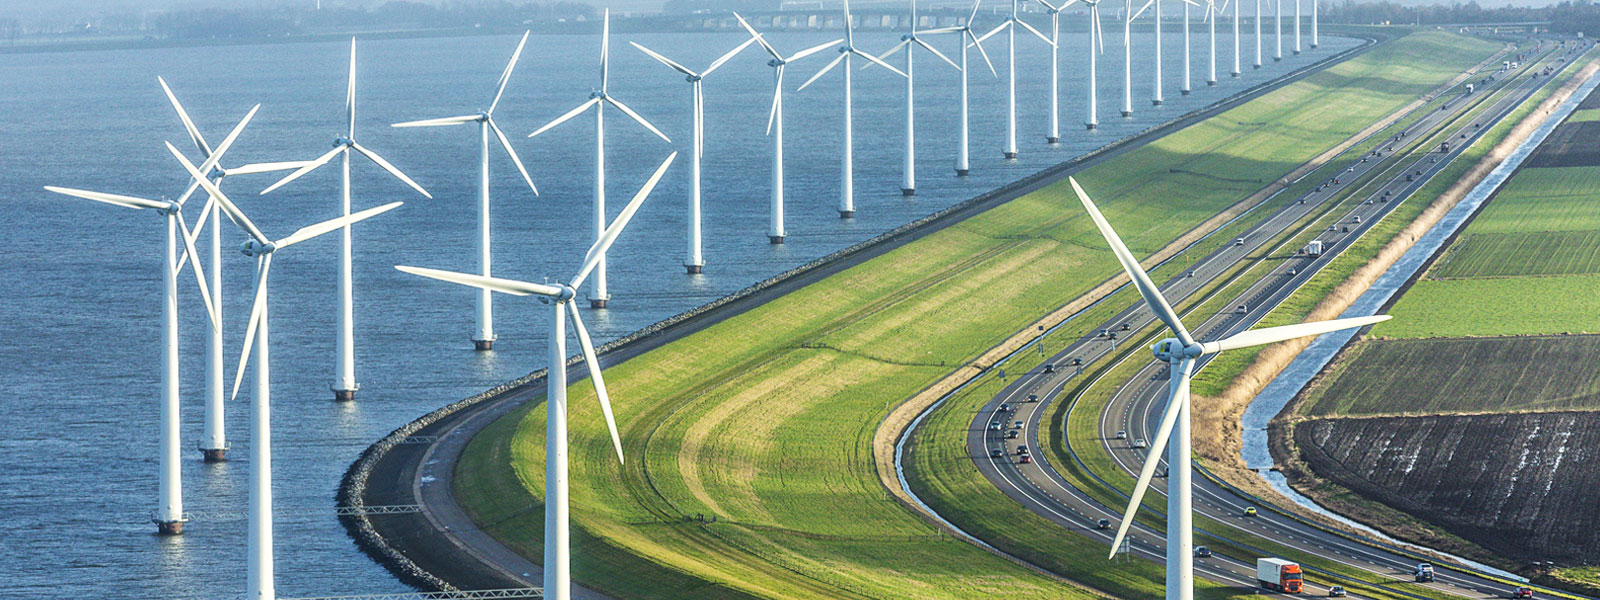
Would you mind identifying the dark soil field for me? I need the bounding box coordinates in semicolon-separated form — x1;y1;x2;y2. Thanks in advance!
1298;334;1600;416
1525;120;1600;167
1293;411;1600;564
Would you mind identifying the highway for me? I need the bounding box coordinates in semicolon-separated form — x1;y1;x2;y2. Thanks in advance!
947;37;1591;599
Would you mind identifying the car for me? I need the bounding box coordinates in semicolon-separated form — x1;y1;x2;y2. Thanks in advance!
1511;587;1534;598
1014;420;1025;430
1351;215;1361;224
1132;438;1148;449
1016;445;1030;455
1329;586;1348;597
1234;237;1246;246
1070;358;1082;366
1096;518;1112;529
1007;430;1019;439
1342;226;1351;233
990;421;1002;431
1042;363;1055;374
1027;393;1040;402
1235;305;1248;315
1116;430;1128;440
1019;454;1032;464
1121;323;1131;331
990;448;1004;457
1243;506;1258;517
998;403;1011;413
1194;546;1213;558
1287;268;1297;276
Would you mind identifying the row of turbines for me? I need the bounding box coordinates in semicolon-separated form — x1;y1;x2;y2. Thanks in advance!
43;0;1326;598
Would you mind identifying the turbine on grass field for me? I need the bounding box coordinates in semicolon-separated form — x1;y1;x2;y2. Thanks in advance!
529;11;671;305
261;38;433;401
1068;177;1389;600
734;13;840;243
395;152;676;600
972;0;1053;157
391;32;540;351
630;34;757;266
798;0;907;217
866;0;963;194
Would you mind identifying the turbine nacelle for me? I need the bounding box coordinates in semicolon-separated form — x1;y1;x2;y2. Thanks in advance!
589;90;608;100
1151;338;1204;362
156;200;183;216
240;239;277;257
332;136;353;148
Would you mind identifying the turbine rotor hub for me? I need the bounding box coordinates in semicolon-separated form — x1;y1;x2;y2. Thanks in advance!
240;239;277;257
589;90;606;100
333;136;352;148
157;201;182;216
208;166;227;180
1151;338;1203;362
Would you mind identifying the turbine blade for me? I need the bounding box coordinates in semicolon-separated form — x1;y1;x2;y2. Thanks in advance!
158;76;213;157
733;12;783;59
1068;177;1195;347
975;20;1009;44
630;41;696;77
489;118;539;196
174;212;219;331
788;39;844;63
274;201;403;250
166;141;269;244
865;40;910;68
390;115;480;128
1095;10;1106;53
916;38;962;70
605;96;672;143
1016;17;1056;45
489;31;531;115
600;10;611;91
703;37;757;77
798;52;845;91
569;152;676;291
853;48;907;77
529;98;601;138
969;0;984;23
1107;357;1192;558
970;30;999;76
395;265;564;297
347;38;357;138
226;161;318;176
43;186;168;210
568;303;625;464
199;104;261;177
766;67;784;136
259;145;344;196
1131;0;1155;21
920;25;964;34
350;141;433;199
1205;315;1391;354
231;254;269;402
843;0;855;46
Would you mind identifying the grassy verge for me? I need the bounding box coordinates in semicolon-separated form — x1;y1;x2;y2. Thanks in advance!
453;29;1499;600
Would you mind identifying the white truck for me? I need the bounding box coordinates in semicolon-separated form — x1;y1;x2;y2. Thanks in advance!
1305;240;1324;257
1257;558;1305;593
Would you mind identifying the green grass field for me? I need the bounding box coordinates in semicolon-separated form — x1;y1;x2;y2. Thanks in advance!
1299;335;1600;416
1432;230;1600;278
1451;166;1600;234
453;29;1501;599
1373;274;1600;337
1567;107;1600;122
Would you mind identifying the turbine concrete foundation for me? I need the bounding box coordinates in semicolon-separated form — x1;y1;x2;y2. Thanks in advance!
1002;152;1017;159
201;447;228;463
1121;110;1133;117
1046;136;1060;144
1086;123;1097;130
838;210;854;219
1181;89;1191;95
901;188;915;197
334;389;357;402
589;299;607;309
685;265;703;274
955;169;969;176
156;520;184;535
769;235;785;244
473;339;494;351
1152;99;1163;106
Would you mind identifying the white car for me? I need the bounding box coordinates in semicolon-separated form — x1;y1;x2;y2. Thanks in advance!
1132;438;1148;449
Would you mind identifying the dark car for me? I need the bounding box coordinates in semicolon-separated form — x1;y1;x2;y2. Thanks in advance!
1019;454;1032;464
1016;445;1030;455
1027;393;1040;402
998;403;1011;413
1194;546;1212;558
1096;518;1111;529
1006;430;1019;439
1511;588;1534;599
1042;363;1055;374
989;448;1004;458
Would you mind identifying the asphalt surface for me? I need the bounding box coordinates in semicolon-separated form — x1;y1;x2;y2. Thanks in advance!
957;39;1592;600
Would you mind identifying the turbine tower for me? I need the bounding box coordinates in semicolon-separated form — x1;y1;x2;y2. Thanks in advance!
157;79;310;462
261;38;433;401
1068;177;1389;600
1203;0;1232;85
1274;0;1283;62
947;0;996;173
1292;0;1301;54
975;0;1053;157
1231;0;1242;77
734;13;839;243
1311;0;1317;48
529;10;671;304
1035;0;1073;142
1181;0;1191;95
184;144;402;600
630;36;755;268
396;153;675;600
1081;0;1107;129
870;0;962;194
1254;0;1263;68
390;32;540;350
797;0;905;218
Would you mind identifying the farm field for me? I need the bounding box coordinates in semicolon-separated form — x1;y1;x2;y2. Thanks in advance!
1372;274;1600;337
1567;107;1600;122
1431;230;1600;278
452;30;1502;599
1298;334;1600;416
1292;410;1600;564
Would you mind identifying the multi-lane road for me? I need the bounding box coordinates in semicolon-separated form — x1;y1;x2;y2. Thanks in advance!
944;37;1592;599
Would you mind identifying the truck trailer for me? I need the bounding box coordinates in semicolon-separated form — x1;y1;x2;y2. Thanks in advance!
1257;558;1304;593
1305;240;1324;257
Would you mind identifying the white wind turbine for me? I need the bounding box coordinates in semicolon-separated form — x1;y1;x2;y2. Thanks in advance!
177;141;402;600
949;0;997;173
733;13;839;244
1311;0;1318;49
630;35;757;266
868;0;962;194
1181;0;1192;95
1202;0;1233;85
390;32;539;351
1292;0;1301;55
43;154;226;536
261;38;433;401
1068;177;1389;600
798;0;906;217
974;0;1053;158
1034;0;1076;142
1230;0;1242;77
529;10;671;304
1079;0;1107;129
396;153;675;600
157;78;312;462
1274;0;1283;62
1254;0;1263;69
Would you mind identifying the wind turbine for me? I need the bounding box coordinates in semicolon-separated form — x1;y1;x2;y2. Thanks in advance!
1034;0;1075;142
1080;0;1107;129
1254;0;1263;68
797;0;906;217
261;38;433;401
1231;0;1242;77
974;0;1053;158
630;36;756;267
951;0;999;172
1274;0;1282;62
157;78;311;462
1311;0;1317;49
1202;0;1232;85
529;10;671;303
733;13;838;244
1068;177;1390;600
395;153;675;600
178;141;402;600
1292;0;1301;55
1181;0;1192;95
390;32;539;351
867;0;962;194
43;158;225;535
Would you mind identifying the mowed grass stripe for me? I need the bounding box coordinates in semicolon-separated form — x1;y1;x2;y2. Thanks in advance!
1455;166;1600;234
1433;230;1600;278
456;30;1501;600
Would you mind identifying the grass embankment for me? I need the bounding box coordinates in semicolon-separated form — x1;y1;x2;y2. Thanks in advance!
454;30;1497;600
